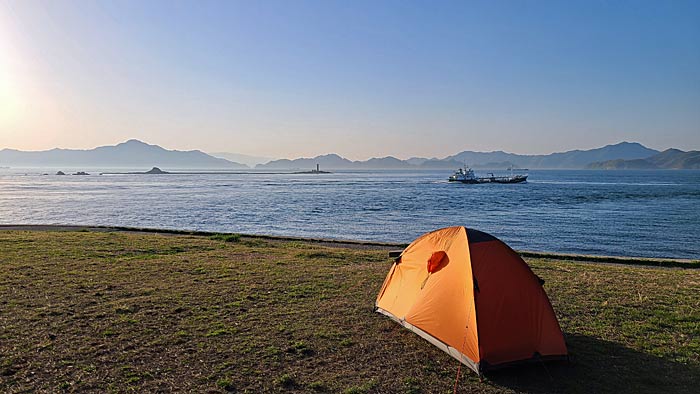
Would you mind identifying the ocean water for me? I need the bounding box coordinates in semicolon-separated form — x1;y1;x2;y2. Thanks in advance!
0;168;698;259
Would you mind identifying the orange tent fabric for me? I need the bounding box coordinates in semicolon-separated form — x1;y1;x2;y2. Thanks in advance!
375;226;567;374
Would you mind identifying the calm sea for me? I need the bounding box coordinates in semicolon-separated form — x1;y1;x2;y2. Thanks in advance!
1;168;698;259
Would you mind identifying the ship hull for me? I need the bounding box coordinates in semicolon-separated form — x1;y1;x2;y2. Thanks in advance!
449;175;527;184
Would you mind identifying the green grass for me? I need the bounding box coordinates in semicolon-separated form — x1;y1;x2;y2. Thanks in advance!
0;230;698;393
210;233;241;243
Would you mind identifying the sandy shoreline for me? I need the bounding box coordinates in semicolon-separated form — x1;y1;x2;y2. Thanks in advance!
1;224;697;268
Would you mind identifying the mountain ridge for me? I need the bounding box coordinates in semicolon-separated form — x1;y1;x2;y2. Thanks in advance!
209;151;272;167
0;139;247;169
256;142;661;170
587;149;700;169
1;140;685;170
443;142;658;169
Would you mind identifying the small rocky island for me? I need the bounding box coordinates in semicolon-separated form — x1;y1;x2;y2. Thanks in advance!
99;167;170;175
293;164;331;174
144;167;169;174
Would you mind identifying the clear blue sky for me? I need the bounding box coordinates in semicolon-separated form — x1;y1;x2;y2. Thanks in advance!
1;0;698;159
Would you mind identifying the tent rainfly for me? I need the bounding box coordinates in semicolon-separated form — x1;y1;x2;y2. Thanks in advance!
375;226;568;375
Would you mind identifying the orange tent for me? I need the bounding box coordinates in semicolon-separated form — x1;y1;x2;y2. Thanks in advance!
375;226;567;375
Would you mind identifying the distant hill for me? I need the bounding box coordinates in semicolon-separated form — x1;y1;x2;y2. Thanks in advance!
0;140;248;169
2;140;675;170
257;154;354;170
210;152;272;167
256;142;661;170
587;149;700;169
405;157;431;166
416;159;462;169
257;154;414;170
445;142;659;169
355;156;410;169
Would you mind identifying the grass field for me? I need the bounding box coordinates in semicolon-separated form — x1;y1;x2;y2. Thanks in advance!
1;230;698;393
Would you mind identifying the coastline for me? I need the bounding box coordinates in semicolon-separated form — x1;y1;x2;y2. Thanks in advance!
1;224;697;268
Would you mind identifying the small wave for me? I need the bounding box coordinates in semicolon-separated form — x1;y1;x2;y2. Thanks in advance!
1;170;699;259
531;180;685;186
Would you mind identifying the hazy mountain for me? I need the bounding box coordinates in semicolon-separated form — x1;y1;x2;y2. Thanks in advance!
0;139;247;169
587;149;700;169
257;154;417;170
417;159;461;169
256;142;661;170
586;158;658;169
414;159;519;169
355;157;409;169
445;142;659;169
256;154;354;170
472;161;520;169
647;149;700;169
210;152;273;167
2;140;670;170
406;157;434;166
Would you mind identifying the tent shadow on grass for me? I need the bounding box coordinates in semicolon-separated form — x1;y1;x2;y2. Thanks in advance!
485;334;700;394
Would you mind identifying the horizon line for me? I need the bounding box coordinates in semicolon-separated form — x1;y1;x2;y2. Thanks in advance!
0;138;682;162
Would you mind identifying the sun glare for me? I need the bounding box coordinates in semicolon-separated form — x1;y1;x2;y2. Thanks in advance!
0;11;23;134
0;66;22;132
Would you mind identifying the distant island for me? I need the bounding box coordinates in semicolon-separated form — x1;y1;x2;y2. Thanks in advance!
145;167;169;174
587;149;700;170
100;167;171;175
98;167;320;176
53;170;88;176
3;139;698;170
209;152;272;167
293;164;331;174
0;139;247;169
255;142;661;170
